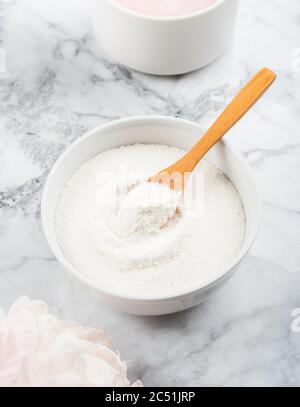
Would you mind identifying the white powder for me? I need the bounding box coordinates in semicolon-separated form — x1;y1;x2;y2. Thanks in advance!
55;144;246;297
112;182;181;238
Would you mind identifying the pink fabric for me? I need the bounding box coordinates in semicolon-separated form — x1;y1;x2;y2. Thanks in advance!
0;297;142;387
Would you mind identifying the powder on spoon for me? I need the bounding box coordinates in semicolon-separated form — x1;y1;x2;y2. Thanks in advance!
112;181;181;238
55;144;246;297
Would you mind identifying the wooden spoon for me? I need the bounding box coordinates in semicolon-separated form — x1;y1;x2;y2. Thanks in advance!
150;67;276;191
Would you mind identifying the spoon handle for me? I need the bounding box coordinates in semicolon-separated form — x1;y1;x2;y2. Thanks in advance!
166;68;276;176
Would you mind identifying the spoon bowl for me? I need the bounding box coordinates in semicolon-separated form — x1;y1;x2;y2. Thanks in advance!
42;116;261;315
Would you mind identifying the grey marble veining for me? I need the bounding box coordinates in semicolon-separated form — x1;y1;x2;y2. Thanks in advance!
0;0;300;387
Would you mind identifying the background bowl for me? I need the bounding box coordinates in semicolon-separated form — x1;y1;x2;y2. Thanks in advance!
41;116;261;315
91;0;239;75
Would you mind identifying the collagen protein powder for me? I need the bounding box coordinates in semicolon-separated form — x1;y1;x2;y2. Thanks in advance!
114;0;219;18
55;144;246;297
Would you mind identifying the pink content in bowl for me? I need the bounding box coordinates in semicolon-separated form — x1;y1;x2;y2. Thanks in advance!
114;0;219;17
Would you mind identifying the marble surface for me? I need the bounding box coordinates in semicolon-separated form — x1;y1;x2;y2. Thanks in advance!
0;0;300;387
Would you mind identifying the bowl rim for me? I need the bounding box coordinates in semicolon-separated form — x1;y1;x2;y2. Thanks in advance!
106;0;227;22
41;115;261;302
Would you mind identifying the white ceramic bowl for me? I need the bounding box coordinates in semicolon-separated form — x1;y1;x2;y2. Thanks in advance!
91;0;239;75
42;116;261;316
